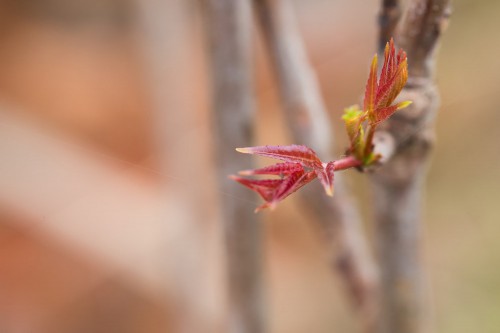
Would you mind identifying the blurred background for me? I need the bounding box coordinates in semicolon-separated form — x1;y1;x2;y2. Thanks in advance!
0;0;499;332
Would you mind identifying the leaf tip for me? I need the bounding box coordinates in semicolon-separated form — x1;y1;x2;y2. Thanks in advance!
397;100;412;109
235;147;250;154
325;187;334;197
254;201;276;213
371;53;378;69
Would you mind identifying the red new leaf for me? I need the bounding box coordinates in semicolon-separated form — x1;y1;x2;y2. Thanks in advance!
362;38;410;125
229;175;283;202
254;170;317;212
232;145;363;211
373;101;412;125
364;54;378;115
374;38;409;113
236;145;322;169
231;38;412;212
238;162;303;176
231;145;333;211
315;162;335;197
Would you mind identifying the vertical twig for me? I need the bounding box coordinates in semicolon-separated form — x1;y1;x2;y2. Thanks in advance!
254;1;379;332
372;1;452;332
204;1;265;333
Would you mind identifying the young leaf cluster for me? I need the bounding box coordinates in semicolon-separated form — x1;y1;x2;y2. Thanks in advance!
231;39;411;212
343;38;411;166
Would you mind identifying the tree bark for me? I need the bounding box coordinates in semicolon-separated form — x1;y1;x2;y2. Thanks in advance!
205;1;265;333
378;0;402;53
372;1;452;332
254;1;379;332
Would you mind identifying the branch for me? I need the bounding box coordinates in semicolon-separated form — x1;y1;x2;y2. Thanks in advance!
398;0;452;80
254;1;379;331
204;1;265;332
372;1;452;332
378;0;402;53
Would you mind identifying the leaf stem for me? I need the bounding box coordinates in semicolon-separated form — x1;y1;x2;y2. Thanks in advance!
364;124;377;159
333;155;362;171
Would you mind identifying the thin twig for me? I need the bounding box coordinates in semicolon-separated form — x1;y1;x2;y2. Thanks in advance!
204;1;265;332
372;1;452;332
254;1;379;332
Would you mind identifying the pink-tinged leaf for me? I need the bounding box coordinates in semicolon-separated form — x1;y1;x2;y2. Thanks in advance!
374;39;408;110
375;57;408;109
255;170;317;212
238;162;303;176
315;162;335;196
228;175;282;202
373;100;412;124
373;105;398;125
363;54;378;114
273;171;316;203
379;39;393;87
381;38;397;86
236;145;322;168
396;48;405;64
389;40;397;79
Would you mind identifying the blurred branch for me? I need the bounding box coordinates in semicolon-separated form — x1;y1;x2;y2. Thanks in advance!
254;1;379;331
254;0;331;152
372;1;452;332
399;0;452;80
204;1;265;333
378;0;402;53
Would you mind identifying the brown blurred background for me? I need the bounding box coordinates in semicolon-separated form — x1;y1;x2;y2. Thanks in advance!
0;0;499;332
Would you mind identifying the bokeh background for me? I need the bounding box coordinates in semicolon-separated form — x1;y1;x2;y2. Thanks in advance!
0;0;499;332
